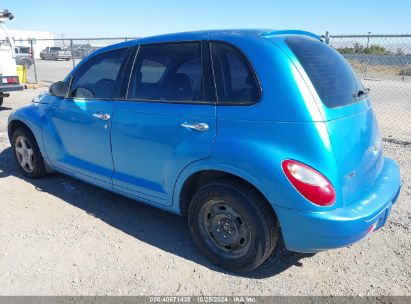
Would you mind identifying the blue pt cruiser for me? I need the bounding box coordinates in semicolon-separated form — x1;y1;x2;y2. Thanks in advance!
8;30;401;272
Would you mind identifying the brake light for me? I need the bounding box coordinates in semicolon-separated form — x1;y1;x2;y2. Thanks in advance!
2;77;18;84
282;160;336;206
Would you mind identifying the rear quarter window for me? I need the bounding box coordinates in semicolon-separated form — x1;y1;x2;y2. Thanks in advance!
286;36;363;108
210;42;260;104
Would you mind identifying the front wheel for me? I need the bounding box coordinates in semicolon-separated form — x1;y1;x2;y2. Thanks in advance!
0;97;3;107
188;181;279;272
11;127;48;178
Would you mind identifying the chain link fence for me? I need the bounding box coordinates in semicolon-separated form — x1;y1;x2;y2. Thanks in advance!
11;34;411;142
326;33;411;142
13;38;136;85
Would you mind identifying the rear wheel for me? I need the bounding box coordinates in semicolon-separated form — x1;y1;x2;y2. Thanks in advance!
0;97;3;107
21;59;32;68
11;127;48;178
188;180;278;272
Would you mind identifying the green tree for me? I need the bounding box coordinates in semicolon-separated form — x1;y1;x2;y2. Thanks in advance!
337;47;354;54
353;42;364;53
364;44;390;55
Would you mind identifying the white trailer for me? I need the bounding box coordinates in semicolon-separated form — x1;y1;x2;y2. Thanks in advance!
0;9;23;107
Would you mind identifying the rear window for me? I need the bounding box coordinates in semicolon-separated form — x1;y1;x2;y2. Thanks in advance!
17;47;30;53
286;36;363;108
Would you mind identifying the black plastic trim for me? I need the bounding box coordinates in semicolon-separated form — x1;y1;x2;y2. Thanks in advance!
209;40;263;106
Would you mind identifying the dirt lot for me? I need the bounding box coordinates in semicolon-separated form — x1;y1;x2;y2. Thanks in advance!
0;88;410;296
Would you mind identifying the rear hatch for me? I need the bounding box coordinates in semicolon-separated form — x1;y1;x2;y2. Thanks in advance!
285;35;384;205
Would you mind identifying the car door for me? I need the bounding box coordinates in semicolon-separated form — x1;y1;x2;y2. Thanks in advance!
42;47;130;187
111;41;216;206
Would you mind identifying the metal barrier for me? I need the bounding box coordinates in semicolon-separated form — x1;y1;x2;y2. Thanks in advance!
11;37;136;85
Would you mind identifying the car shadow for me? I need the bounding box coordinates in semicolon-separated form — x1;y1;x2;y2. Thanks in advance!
0;146;314;278
0;106;12;111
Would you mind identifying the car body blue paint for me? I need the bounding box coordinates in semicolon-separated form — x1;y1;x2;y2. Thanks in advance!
110;101;216;206
8;29;401;253
42;96;115;187
8;101;48;157
275;158;400;252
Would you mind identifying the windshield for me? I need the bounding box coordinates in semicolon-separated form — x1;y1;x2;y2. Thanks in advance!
286;36;364;108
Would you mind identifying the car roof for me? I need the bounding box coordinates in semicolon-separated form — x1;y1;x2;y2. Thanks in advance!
93;29;320;55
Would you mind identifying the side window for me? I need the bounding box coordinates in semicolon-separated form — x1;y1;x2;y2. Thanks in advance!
140;58;167;83
69;48;128;99
128;42;205;102
211;43;260;103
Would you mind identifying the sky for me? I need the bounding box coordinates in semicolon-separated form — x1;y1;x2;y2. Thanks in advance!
1;0;410;38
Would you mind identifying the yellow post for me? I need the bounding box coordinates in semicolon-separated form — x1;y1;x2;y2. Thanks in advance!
16;65;27;84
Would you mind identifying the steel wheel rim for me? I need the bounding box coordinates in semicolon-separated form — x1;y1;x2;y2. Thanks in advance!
198;200;252;259
15;136;35;173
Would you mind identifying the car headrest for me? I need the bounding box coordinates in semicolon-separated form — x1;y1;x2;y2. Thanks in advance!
165;73;193;101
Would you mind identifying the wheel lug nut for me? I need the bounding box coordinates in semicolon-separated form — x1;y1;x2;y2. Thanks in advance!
216;228;221;232
228;230;233;234
223;234;227;238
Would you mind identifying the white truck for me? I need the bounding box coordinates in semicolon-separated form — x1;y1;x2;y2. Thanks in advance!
0;9;24;107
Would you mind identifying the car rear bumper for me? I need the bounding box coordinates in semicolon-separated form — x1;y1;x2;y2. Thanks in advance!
0;84;24;92
276;157;401;253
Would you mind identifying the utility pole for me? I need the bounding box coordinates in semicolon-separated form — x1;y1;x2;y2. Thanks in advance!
0;9;16;56
366;31;371;49
324;31;331;45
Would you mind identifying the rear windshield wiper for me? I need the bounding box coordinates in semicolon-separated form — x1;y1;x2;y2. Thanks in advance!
357;88;370;97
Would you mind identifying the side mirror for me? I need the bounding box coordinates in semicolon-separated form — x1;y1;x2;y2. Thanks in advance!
49;81;69;98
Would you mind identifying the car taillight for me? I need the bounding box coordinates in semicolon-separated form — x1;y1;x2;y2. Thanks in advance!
2;77;18;84
282;160;336;206
29;48;33;58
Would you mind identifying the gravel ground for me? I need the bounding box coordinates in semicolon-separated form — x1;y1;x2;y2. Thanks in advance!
0;88;410;296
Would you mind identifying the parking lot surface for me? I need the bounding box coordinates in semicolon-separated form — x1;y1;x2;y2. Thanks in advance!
0;88;410;295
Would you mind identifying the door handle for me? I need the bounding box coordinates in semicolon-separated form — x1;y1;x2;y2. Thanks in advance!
92;113;111;120
181;122;209;131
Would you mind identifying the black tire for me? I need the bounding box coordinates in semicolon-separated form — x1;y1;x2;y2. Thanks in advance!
0;97;3;107
11;127;48;179
21;59;32;68
188;180;279;272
